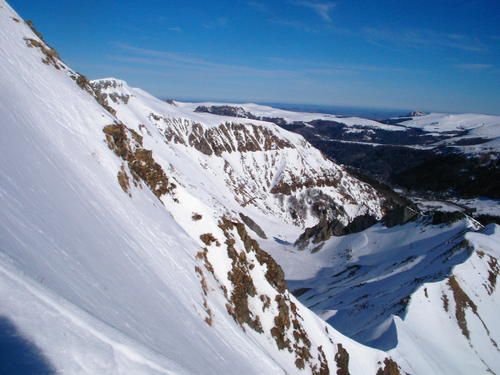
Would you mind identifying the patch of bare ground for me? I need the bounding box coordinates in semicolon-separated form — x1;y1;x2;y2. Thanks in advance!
260;294;271;312
195;248;215;275
312;345;329;375
448;276;478;340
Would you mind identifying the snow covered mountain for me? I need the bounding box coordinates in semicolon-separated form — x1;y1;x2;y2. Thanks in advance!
270;217;500;375
90;78;395;235
0;2;407;374
188;102;500;152
0;1;499;374
175;101;500;206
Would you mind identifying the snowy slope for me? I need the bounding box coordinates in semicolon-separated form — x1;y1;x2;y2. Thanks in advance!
267;218;500;374
2;1;500;374
91;78;389;235
393;224;500;375
0;2;406;375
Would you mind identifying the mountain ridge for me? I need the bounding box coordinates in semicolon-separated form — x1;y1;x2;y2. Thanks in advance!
0;1;499;374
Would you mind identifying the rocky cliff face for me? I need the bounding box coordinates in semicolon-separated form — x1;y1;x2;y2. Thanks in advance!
91;78;392;232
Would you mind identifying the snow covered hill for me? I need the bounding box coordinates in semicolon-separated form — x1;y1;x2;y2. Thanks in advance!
172;102;500;203
190;102;406;132
90;78;392;235
183;102;500;152
267;218;500;374
1;1;499;374
0;2;406;374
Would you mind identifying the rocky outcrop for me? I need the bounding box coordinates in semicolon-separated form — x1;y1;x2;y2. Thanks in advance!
24;38;62;69
239;213;267;239
334;343;350;375
195;105;258;119
213;218;330;372
103;124;175;198
91;79;131;105
295;214;379;250
376;358;401;375
158;117;294;156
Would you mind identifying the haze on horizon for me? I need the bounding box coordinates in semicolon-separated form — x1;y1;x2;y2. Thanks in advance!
10;0;500;115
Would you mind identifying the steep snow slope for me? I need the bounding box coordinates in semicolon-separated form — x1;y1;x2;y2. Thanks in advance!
0;2;404;375
267;218;500;374
91;78;389;236
2;1;499;374
0;5;276;374
393;224;500;375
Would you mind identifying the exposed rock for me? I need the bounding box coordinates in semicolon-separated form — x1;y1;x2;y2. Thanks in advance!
376;358;401;375
103;124;174;198
485;254;499;295
154;117;294;156
271;295;292;350
448;275;478;340
382;206;419;227
442;293;449;312
25;19;44;41
117;164;130;194
194;266;213;326
195;105;258;120
295;213;377;249
219;219;262;332
237;225;287;293
24;38;61;69
271;174;340;195
313;345;329;375
239;213;267;239
218;218;324;371
334;343;350;375
200;233;219;246
431;211;466;225
192;213;203;221
408;111;426;117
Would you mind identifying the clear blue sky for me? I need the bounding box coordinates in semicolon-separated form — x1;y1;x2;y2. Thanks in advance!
9;0;500;114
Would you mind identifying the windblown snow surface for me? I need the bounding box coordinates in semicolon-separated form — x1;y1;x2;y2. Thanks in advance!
0;3;391;374
0;1;499;374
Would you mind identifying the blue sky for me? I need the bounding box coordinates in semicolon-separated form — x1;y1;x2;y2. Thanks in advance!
10;0;500;114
